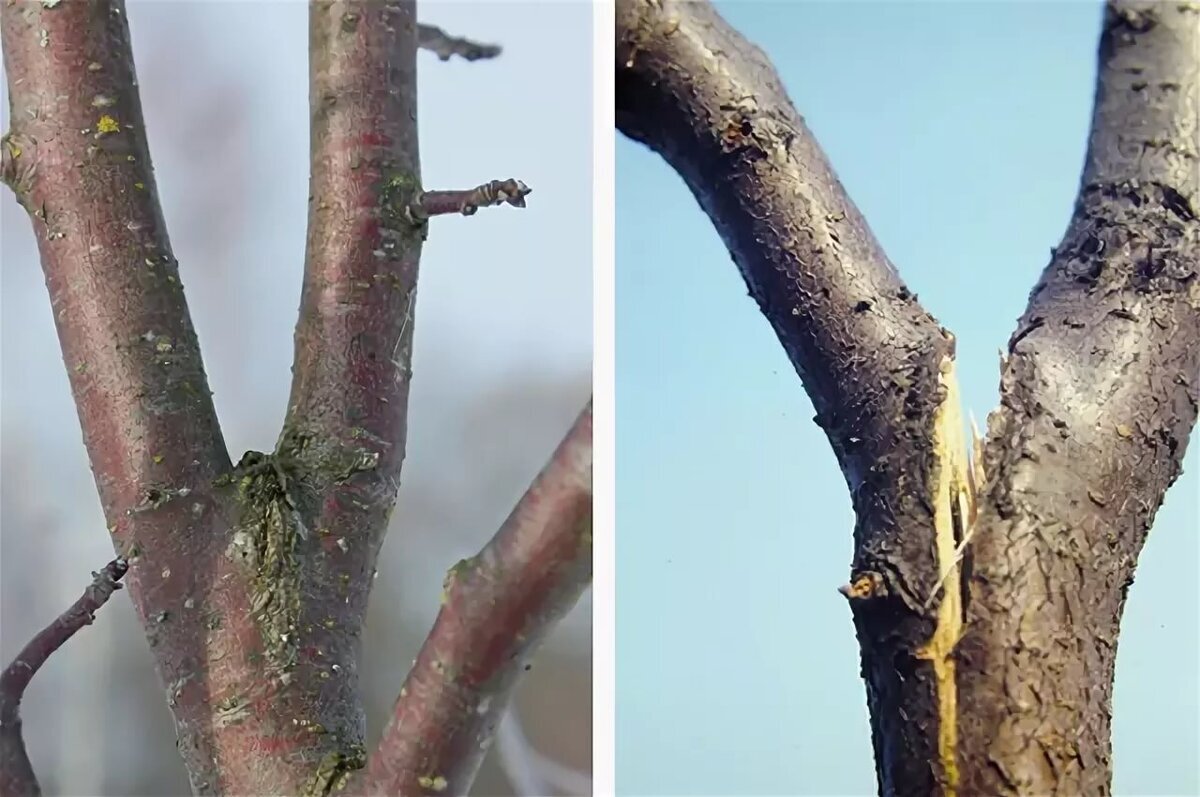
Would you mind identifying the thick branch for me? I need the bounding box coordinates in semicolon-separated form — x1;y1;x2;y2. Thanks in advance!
345;402;593;797
958;2;1200;793
411;178;531;219
617;1;961;792
1;2;239;790
0;558;128;797
417;22;501;62
216;2;430;790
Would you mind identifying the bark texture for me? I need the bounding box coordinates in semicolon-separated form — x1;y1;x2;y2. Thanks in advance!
1;1;591;794
617;0;1199;795
347;403;593;797
957;3;1200;793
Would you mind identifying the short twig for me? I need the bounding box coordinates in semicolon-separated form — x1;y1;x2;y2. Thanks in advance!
410;179;531;220
417;23;501;62
0;557;129;797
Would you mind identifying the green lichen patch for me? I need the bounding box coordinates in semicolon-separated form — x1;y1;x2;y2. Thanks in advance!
276;426;381;487
379;170;428;238
302;744;367;797
220;450;307;672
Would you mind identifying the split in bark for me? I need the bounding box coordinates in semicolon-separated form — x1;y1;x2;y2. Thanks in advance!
410;178;532;219
417;23;501;62
0;0;589;794
0;558;128;797
617;0;1199;794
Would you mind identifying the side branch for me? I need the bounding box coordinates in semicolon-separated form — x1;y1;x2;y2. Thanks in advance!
1;558;128;797
617;1;961;792
417;23;501;62
410;179;531;219
957;2;1200;793
617;0;953;487
346;401;593;797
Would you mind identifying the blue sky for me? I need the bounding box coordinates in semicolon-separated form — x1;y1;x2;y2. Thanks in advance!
616;2;1199;795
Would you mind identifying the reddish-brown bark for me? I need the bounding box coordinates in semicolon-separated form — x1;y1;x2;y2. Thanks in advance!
0;559;128;797
1;1;591;794
348;403;593;796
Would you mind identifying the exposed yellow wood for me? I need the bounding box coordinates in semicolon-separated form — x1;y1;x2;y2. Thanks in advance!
915;357;979;797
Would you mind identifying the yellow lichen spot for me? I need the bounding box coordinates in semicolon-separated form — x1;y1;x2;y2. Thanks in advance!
134;182;145;190
417;775;448;792
96;115;120;135
153;454;164;464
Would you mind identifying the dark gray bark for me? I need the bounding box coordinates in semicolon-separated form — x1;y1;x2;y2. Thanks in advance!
616;0;1199;795
958;3;1200;793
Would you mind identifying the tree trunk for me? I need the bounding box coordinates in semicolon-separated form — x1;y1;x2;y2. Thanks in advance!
0;2;591;795
616;0;1199;794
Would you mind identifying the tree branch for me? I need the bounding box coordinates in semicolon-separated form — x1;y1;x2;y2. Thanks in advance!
0;558;128;797
417;22;501;62
411;178;531;219
1;2;240;790
4;2;569;795
620;0;1199;794
345;401;593;797
957;2;1200;792
617;1;962;791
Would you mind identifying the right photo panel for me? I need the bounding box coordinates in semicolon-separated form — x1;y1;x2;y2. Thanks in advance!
615;1;1199;795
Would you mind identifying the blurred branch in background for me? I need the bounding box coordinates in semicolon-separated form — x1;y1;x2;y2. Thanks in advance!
498;709;592;796
417;23;502;62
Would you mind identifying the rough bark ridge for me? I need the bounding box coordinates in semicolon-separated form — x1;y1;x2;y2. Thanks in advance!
0;2;592;796
616;0;1199;795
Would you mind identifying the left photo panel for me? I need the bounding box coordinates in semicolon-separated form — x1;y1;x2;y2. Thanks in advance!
0;3;592;795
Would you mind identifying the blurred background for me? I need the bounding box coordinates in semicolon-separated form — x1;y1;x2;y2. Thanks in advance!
0;2;592;795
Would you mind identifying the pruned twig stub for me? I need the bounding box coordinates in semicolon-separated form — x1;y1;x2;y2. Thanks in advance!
1;558;129;797
417;23;502;61
411;179;532;219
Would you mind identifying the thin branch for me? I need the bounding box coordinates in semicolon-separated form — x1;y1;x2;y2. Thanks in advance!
410;178;531;219
0;558;128;797
957;1;1200;792
417;22;501;61
345;401;593;797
